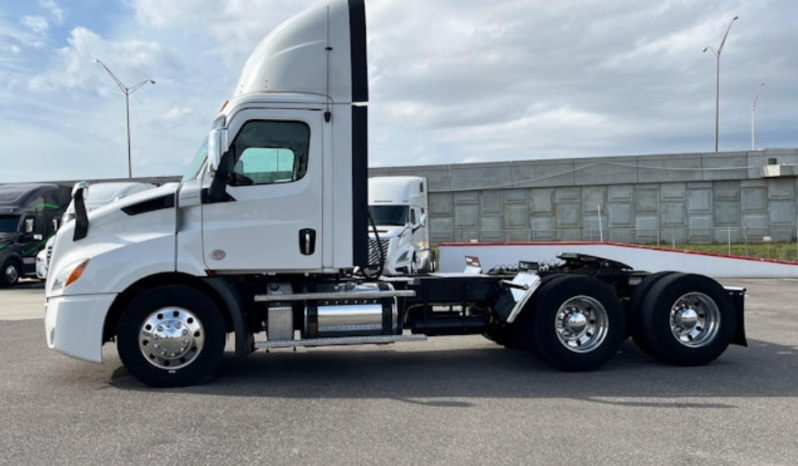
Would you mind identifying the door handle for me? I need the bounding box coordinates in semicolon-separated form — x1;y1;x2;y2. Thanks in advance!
299;228;316;255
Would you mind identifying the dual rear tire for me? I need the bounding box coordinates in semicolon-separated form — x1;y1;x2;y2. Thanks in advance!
501;272;736;371
518;275;627;371
631;273;736;366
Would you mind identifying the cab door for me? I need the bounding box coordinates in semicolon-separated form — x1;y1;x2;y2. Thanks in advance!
201;108;324;273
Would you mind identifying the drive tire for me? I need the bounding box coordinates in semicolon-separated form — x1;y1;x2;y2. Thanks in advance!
638;273;736;366
628;271;677;355
0;259;22;288
117;285;226;388
521;275;626;371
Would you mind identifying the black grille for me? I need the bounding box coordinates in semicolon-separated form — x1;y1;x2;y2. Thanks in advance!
367;237;389;266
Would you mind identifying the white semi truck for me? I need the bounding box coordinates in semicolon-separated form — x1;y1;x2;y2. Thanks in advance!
44;0;746;387
367;176;433;275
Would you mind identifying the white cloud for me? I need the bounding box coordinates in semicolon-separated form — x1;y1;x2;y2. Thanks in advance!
26;27;176;94
40;0;65;24
20;15;49;34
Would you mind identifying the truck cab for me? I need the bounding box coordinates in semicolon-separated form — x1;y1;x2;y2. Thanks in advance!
367;176;433;274
0;183;70;287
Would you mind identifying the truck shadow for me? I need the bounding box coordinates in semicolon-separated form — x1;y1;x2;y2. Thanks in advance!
109;337;798;404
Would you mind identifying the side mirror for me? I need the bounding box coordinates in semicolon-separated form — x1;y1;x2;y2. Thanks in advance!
208;128;228;174
24;217;35;234
412;212;427;233
72;182;89;241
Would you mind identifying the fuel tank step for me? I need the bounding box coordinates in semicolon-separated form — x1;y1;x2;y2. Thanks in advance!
254;334;427;349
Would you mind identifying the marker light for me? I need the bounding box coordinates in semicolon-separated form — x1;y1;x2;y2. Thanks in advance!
52;259;90;291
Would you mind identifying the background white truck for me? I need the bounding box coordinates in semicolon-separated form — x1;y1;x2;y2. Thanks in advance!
367;176;433;274
44;0;746;388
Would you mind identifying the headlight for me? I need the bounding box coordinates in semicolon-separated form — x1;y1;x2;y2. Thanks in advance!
51;259;90;291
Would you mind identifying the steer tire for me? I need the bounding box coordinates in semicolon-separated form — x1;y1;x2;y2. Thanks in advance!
0;259;22;288
638;273;736;366
520;275;626;371
117;285;226;388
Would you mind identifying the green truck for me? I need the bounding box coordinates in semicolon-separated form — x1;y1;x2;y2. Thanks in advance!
0;183;71;287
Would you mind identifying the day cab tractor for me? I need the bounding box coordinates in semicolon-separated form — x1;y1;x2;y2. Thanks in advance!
44;0;745;387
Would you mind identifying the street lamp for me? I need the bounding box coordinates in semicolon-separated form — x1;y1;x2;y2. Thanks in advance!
751;82;765;150
703;15;738;153
94;58;155;178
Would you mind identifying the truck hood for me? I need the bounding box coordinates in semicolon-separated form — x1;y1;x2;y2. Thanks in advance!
46;183;180;297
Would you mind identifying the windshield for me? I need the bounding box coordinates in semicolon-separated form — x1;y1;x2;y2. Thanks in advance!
0;215;20;233
368;205;409;227
182;138;208;182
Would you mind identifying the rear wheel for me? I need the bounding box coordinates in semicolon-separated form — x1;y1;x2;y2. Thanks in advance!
638;273;735;366
629;271;677;355
520;275;626;371
117;285;226;387
0;259;21;287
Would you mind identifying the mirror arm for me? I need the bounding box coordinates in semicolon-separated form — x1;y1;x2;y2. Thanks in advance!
208;150;234;203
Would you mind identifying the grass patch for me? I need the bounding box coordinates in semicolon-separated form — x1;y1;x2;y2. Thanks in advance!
659;243;798;263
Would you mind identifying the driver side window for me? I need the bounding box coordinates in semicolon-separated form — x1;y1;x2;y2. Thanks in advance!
228;120;310;186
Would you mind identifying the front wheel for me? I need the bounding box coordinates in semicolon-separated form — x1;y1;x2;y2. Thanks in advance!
0;259;22;288
521;275;626;371
117;285;226;387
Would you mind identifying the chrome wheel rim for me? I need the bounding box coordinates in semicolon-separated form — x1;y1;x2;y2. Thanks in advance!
554;296;609;353
4;264;18;284
139;307;205;370
669;292;720;347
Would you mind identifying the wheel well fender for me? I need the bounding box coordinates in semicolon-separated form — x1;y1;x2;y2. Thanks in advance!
1;253;23;267
203;277;252;357
104;273;243;354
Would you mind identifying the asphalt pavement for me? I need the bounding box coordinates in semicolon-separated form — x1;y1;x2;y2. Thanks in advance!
1;278;797;465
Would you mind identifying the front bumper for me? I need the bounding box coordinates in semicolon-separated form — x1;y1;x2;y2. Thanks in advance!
35;253;48;280
45;293;117;363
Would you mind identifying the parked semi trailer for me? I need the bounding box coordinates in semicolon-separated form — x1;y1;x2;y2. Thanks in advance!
44;0;746;387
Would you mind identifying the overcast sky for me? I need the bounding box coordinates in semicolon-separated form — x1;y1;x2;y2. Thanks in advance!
1;0;796;183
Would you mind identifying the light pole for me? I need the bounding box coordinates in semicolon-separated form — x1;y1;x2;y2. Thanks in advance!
751;82;765;150
703;15;738;153
94;59;155;178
